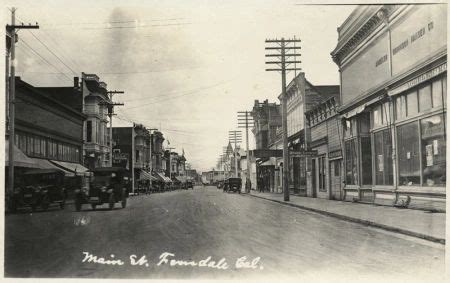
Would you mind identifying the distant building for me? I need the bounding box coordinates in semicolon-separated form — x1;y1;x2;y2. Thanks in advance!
112;124;152;193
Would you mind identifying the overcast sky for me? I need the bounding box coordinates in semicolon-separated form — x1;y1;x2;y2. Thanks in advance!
5;0;355;172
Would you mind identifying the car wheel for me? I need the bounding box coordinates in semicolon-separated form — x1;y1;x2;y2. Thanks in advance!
108;194;115;210
41;195;50;211
91;203;97;211
121;197;127;208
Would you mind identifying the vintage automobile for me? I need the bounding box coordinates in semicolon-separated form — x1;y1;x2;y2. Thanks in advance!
185;179;194;189
223;177;242;193
74;167;128;211
216;180;224;189
10;169;67;212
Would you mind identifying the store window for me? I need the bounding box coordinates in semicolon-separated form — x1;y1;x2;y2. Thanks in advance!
432;79;443;108
397;122;420;186
360;136;372;185
373;105;382;128
418;84;432;112
421;114;446;186
396;95;406;120
318;156;326;191
374;130;393;185
406;90;418;117
345;139;358;185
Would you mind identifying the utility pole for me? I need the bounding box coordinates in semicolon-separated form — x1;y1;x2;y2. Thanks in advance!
265;37;301;202
228;130;242;178
6;8;39;203
237;111;254;192
106;90;124;166
147;128;158;190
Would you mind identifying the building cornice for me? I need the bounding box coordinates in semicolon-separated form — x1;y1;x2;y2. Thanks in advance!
331;5;400;66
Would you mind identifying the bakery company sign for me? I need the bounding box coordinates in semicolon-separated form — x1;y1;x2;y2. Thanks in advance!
388;63;447;96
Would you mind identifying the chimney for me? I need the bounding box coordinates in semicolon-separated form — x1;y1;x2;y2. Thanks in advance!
74;77;79;88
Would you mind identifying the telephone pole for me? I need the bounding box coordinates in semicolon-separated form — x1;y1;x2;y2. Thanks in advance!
265;37;301;202
228;130;242;178
237;111;254;192
6;8;39;202
106;90;124;166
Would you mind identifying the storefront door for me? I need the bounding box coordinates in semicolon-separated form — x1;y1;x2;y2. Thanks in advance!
311;158;317;198
330;160;343;200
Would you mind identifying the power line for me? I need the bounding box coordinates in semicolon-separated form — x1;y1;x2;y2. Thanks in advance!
27;30;78;75
19;38;73;82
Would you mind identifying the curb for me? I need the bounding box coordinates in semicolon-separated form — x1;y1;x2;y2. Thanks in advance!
245;193;445;245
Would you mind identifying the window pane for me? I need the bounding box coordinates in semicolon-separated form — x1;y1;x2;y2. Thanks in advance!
382;102;391;125
361;136;372;185
359;113;370;134
397;122;420;186
383;130;393;185
396;95;406;120
418;84;432;112
421;114;446;186
373;106;382;128
406;90;418;117
432;79;443;108
345;139;357;185
374;131;384;185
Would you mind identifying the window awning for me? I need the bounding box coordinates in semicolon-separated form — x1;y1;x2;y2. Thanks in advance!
139;170;157;181
49;160;89;176
342;96;383;119
31;158;74;176
5;141;40;169
155;172;171;183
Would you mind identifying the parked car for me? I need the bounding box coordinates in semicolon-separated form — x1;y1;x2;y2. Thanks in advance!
74;167;128;211
216;181;224;189
223;177;242;193
186;180;194;189
10;169;67;212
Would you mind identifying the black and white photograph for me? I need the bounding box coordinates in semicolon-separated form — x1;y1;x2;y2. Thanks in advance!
1;0;448;282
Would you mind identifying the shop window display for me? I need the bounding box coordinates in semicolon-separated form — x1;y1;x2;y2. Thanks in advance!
397;122;420;186
345;139;358;185
418;84;432;112
374;130;393;185
421;114;446;186
406;90;418;117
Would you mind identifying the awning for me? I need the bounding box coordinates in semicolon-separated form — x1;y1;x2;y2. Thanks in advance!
343;96;383;119
175;176;186;183
260;159;275;166
139;170;157;181
49;160;89;176
5;141;40;168
155;172;171;183
31;158;74;177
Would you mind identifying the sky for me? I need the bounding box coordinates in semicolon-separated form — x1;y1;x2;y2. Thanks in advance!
4;0;355;172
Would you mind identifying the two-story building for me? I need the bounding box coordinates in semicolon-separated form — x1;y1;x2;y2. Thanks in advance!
6;78;88;189
281;72;340;196
331;4;446;211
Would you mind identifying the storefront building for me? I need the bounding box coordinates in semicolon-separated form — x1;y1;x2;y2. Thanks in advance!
305;97;344;200
282;72;340;196
331;4;446;210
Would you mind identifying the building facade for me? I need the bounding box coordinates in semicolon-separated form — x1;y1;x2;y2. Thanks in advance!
331;4;446;210
7;78;88;186
112;124;152;193
305;97;344;200
81;73;111;169
282;72;340;196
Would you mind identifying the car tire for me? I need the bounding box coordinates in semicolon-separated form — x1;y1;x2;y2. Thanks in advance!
41;195;50;211
108;194;115;210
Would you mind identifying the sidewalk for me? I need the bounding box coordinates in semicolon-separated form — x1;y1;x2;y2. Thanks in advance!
246;190;445;244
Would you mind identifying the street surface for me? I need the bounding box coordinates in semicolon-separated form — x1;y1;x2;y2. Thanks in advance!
4;186;444;280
